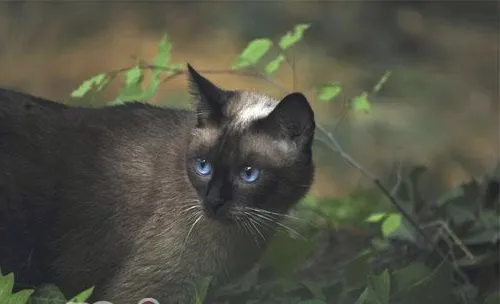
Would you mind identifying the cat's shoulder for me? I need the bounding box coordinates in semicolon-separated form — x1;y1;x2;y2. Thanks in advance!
106;102;194;125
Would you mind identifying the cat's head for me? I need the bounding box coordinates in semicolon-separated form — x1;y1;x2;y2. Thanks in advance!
185;64;315;225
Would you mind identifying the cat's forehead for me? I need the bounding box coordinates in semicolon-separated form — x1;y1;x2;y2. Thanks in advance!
224;91;279;129
190;127;298;167
189;90;299;165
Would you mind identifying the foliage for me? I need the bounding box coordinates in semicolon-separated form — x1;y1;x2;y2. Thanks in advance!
0;269;33;304
69;33;182;106
317;83;342;103
29;284;68;304
232;38;273;70
3;23;498;304
193;276;213;304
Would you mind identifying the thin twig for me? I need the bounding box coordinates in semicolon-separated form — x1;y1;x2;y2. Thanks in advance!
104;64;289;93
422;220;476;260
171;68;289;93
391;160;403;197
291;52;297;91
333;97;351;134
316;124;377;180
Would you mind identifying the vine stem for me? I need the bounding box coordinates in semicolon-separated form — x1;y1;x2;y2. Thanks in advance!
105;64;289;93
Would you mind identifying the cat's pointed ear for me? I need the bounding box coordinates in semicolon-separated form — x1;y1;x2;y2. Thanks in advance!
257;92;315;147
187;63;230;127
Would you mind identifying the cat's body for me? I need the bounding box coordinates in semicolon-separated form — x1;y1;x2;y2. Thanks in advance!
0;65;315;303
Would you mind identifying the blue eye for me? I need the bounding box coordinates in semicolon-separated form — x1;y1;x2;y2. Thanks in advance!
240;166;260;183
194;158;212;176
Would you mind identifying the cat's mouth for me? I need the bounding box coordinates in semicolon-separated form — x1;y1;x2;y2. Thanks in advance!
202;198;234;223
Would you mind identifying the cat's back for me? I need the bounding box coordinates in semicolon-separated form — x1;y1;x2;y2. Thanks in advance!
0;87;68;115
0;88;194;192
0;87;193;147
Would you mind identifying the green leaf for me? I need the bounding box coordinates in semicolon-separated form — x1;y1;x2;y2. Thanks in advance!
69;286;94;303
300;194;318;208
279;23;311;50
111;65;146;105
28;284;66;304
436;187;464;206
194;276;212;304
392;262;431;291
112;84;144;106
70;73;108;98
365;212;387;223
124;65;143;86
301;280;326;301
345;250;374;289
95;75;111;92
447;204;476;226
152;34;172;68
479;211;500;228
232;38;272;70
143;34;173;99
392;218;419;244
214;268;258;298
317;83;342;103
7;289;33;304
365;270;391;304
354;287;368;304
462;228;500;245
372;71;392;93
391;260;454;304
352;93;372;113
381;213;402;237
261;228;319;279
264;55;285;75
455;252;497;267
0;273;14;303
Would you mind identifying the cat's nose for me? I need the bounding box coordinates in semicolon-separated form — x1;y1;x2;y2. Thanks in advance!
203;197;226;216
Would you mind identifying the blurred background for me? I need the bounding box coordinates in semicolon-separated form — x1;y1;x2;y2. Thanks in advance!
0;1;497;193
0;2;499;302
0;1;497;201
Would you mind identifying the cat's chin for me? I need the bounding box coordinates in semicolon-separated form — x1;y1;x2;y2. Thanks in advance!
206;215;235;225
201;205;236;224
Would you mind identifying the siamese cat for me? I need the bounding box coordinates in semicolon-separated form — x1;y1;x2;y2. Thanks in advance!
0;64;315;303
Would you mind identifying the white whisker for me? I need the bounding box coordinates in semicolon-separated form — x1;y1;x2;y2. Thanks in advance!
246;206;305;223
181;204;200;214
243;217;261;248
246;209;305;240
183;212;203;249
246;214;266;246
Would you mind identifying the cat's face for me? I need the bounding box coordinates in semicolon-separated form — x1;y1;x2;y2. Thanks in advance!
185;65;315;224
